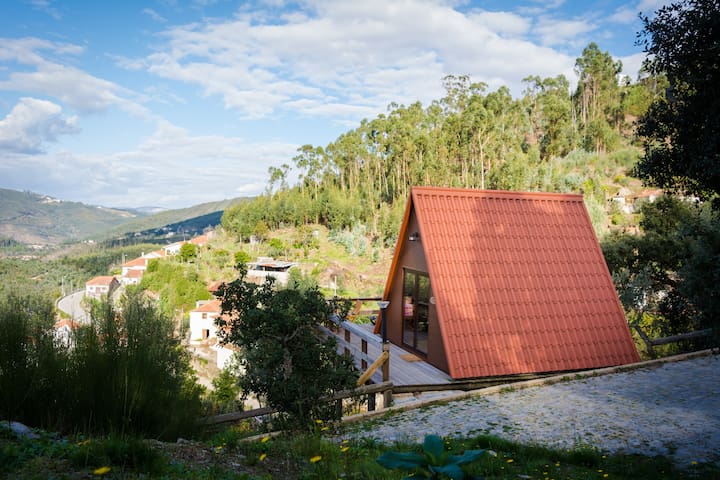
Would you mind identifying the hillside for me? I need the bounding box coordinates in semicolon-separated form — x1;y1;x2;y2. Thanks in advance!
101;197;250;241
0;188;252;246
0;188;141;245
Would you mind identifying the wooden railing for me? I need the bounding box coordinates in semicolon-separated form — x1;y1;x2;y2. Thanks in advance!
201;381;394;426
319;300;392;406
634;325;714;358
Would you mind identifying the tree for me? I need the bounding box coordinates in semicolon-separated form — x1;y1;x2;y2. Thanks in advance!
602;196;720;348
179;242;197;262
216;267;357;428
234;250;251;269
573;42;623;154
635;0;720;200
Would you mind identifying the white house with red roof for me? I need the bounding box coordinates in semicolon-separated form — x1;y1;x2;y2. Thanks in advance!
121;268;144;285
53;318;79;347
189;299;222;340
85;276;120;299
162;241;186;256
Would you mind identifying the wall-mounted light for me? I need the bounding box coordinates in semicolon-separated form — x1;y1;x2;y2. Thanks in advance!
409;231;420;242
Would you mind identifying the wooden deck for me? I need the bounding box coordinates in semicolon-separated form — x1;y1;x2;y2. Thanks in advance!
329;321;453;386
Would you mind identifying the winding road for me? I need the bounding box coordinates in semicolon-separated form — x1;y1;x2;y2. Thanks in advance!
56;290;90;324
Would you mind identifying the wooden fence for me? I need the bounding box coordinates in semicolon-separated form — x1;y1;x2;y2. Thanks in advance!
318;306;392;405
201;381;394;426
634;325;714;358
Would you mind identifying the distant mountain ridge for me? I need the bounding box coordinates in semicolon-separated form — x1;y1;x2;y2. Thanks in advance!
0;188;142;245
0;188;250;245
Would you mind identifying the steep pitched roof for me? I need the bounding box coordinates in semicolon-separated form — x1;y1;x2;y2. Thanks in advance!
384;187;639;379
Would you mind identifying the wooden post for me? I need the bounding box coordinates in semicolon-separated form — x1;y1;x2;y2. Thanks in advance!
368;392;376;411
361;338;368;370
382;343;392;408
633;325;656;358
344;328;351;357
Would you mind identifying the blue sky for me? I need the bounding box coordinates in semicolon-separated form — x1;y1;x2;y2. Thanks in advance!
0;0;668;209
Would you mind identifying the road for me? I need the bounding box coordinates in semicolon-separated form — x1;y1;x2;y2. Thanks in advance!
57;290;90;324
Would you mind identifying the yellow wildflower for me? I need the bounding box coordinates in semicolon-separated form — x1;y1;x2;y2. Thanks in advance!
691;461;698;465
315;419;323;424
261;436;271;443
507;459;514;463
310;455;322;463
93;466;111;475
259;453;267;461
341;446;350;453
321;426;329;431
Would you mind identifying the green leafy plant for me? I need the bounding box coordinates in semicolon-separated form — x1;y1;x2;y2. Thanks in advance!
376;434;492;479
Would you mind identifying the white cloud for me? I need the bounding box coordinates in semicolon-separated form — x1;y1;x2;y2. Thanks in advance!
30;0;62;20
135;0;575;124
0;120;298;208
609;7;638;24
0;37;151;117
618;52;648;80
0;97;79;154
142;8;167;23
468;10;531;37
611;1;673;24
534;16;596;47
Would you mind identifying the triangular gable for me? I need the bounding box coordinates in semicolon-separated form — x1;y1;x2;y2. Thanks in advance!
382;187;639;379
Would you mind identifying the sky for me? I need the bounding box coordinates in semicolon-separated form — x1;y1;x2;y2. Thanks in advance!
0;0;669;210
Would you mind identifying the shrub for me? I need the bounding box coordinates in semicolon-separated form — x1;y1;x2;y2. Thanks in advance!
217;267;358;429
0;290;203;439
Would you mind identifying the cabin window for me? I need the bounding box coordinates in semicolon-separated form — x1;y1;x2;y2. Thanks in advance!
402;269;430;355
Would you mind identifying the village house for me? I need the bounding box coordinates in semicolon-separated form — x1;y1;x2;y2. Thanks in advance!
375;187;640;380
53;318;79;347
189;299;222;341
162;241;186;256
247;257;297;285
84;275;120;300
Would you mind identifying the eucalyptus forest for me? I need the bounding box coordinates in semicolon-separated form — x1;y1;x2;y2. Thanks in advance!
222;42;659;246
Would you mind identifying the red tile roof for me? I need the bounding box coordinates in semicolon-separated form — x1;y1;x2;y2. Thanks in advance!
85;275;117;286
191;299;222;313
54;318;79;330
190;235;208;245
207;280;224;294
384;187;639;379
124;269;144;279
122;257;148;268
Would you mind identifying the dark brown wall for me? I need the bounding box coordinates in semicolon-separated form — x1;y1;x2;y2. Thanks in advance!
386;209;449;374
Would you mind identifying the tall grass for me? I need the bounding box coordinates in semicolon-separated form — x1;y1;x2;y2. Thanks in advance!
0;289;203;439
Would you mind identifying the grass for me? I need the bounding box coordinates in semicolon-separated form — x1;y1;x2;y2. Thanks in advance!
3;421;717;479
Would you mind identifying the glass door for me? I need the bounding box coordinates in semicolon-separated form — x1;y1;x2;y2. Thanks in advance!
402;269;430;355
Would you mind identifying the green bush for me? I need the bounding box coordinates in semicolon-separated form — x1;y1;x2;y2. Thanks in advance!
217;268;358;429
0;290;203;439
0;294;69;430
